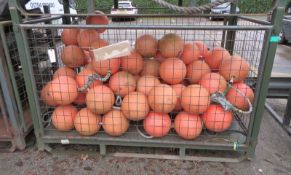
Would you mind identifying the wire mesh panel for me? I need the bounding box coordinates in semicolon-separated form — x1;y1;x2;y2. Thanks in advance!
16;12;274;159
0;21;33;151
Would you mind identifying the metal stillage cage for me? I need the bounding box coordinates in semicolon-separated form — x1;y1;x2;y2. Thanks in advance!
9;0;285;161
0;21;33;151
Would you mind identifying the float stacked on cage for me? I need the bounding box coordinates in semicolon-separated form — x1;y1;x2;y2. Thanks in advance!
41;14;255;139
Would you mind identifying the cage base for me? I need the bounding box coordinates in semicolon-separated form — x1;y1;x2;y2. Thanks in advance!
0;108;33;152
39;126;249;162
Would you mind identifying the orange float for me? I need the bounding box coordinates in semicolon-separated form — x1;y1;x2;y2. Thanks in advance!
202;104;233;132
53;67;76;79
74;108;102;136
49;76;78;105
158;33;184;58
137;75;161;96
109;71;136;97
121;92;150;121
219;55;250;83
120;50;144;75
135;34;158;58
61;28;79;45
199;73;227;94
92;58;120;76
148;84;177;113
75;68;102;89
174;111;203;139
193;41;209;58
86;85;115;114
61;45;85;68
181;84;210;114
205;47;231;71
40;82;57;106
102;110;129;136
140;59;160;77
52;105;78;131
180;42;201;65
172;84;186;110
186;60;211;84
143;111;171;138
226;83;254;111
160;57;187;85
77;29;100;50
86;11;109;33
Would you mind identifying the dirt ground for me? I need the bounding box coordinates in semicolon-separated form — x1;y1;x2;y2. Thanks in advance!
0;107;290;175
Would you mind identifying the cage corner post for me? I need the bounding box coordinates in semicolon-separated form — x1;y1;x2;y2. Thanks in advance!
8;0;48;151
223;1;238;53
246;0;287;160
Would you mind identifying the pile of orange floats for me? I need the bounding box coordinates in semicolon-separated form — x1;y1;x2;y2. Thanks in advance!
41;14;254;140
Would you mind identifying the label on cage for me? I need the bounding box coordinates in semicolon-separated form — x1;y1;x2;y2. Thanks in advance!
270;36;280;43
91;40;132;61
61;139;70;144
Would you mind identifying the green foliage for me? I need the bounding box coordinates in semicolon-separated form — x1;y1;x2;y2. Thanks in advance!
75;0;277;14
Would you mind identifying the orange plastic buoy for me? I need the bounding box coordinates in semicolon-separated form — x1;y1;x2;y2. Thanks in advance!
49;76;78;105
121;92;150;121
160;57;187;85
102;110;129;136
137;75;161;96
202;104;233;132
181;84;210;114
75;68;102;89
205;47;231;71
40;82;58;106
109;71;137;97
74;108;102;136
193;41;209;58
86;11;109;33
174;111;203;140
135;34;158;58
199;72;227;94
52;105;78;131
53;67;76;79
180;42;201;65
219;55;250;83
61;45;85;68
143;111;171;138
77;29;100;50
148;84;177;113
61;28;79;46
226;83;254;111
186;60;211;84
172;84;186;111
158;33;184;58
120;50;144;75
86;85;115;114
140;59;160;77
92;58;120;76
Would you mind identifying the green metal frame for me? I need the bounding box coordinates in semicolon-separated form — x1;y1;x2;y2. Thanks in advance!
8;0;286;161
0;21;33;151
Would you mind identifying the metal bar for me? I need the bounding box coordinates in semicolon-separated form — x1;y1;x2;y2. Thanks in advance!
0;41;26;150
112;153;245;163
178;0;183;6
225;2;237;53
247;1;286;159
22;15;63;24
283;89;291;127
62;0;71;24
0;88;13;139
239;16;271;25
9;0;46;150
18;24;273;30
114;0;118;9
87;0;95;13
21;13;242;18
0;24;26;131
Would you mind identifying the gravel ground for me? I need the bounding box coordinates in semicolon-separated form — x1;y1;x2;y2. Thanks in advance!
0;109;290;175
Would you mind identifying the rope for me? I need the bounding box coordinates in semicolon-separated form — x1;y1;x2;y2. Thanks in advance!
78;70;111;92
151;0;235;14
